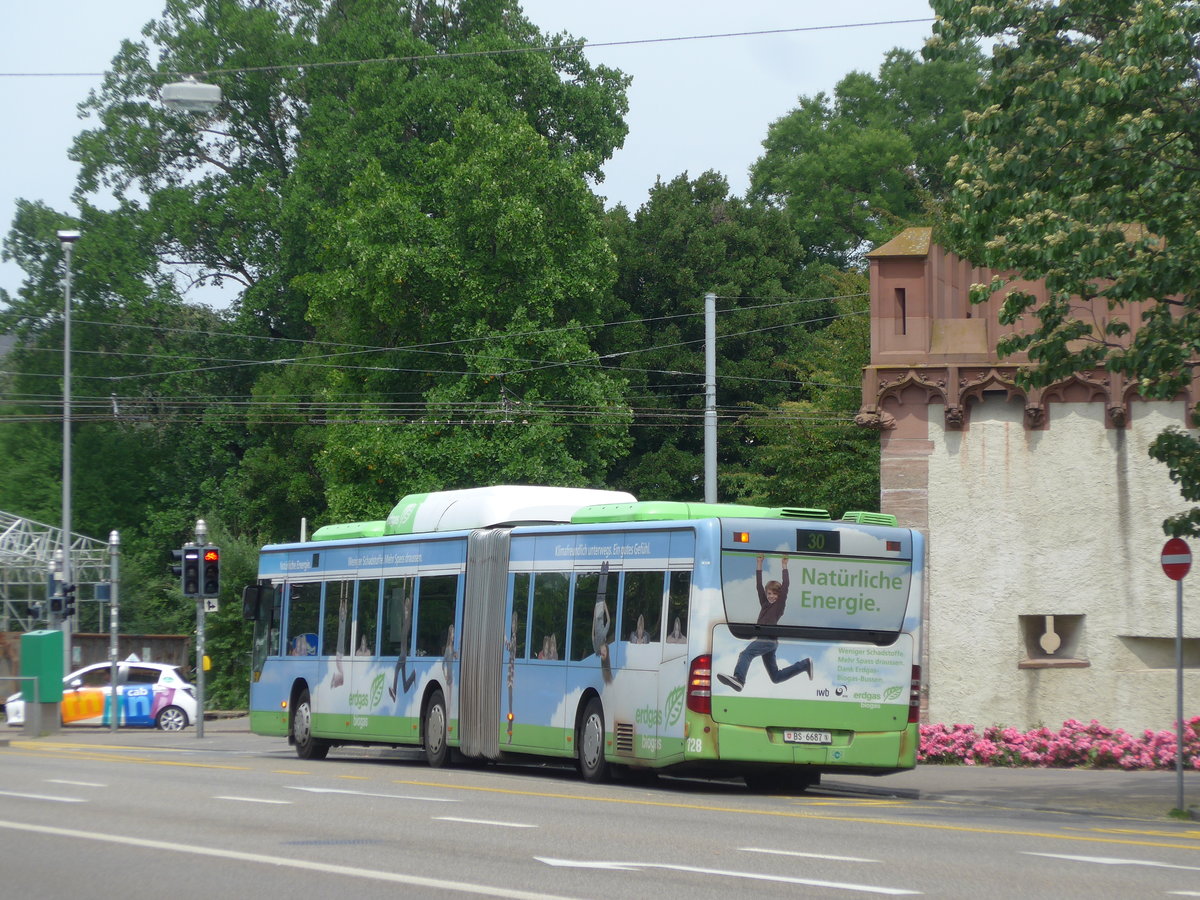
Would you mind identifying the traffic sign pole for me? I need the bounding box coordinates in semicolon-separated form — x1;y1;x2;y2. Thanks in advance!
1161;538;1190;813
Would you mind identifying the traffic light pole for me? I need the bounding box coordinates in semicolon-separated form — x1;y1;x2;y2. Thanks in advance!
109;530;120;733
193;519;207;739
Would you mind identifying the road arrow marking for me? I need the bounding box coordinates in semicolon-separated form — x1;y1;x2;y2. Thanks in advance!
287;786;457;802
534;857;919;894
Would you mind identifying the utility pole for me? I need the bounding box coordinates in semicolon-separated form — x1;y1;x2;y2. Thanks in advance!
704;291;717;503
57;230;79;676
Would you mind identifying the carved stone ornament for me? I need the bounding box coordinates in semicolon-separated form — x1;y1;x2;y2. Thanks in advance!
854;409;896;430
944;406;964;429
1025;404;1045;428
1108;405;1127;427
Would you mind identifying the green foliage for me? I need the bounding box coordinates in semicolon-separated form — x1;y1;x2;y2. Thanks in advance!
749;46;984;264
725;279;880;514
603;172;838;502
932;0;1200;534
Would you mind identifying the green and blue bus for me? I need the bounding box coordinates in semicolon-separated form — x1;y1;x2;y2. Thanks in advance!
242;485;924;788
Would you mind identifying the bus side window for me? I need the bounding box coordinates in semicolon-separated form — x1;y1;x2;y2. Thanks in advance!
321;580;353;657
622;572;663;644
286;582;321;655
415;574;457;657
356;579;381;656
510;573;530;659
381;577;414;656
664;571;691;653
569;571;606;662
263;584;282;657
531;572;568;660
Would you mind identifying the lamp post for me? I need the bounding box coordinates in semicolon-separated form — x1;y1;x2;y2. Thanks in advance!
56;229;79;673
160;76;222;113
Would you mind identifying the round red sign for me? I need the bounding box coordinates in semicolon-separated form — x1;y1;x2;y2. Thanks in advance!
1161;537;1192;581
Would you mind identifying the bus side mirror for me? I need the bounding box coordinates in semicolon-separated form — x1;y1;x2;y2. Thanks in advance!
242;584;267;621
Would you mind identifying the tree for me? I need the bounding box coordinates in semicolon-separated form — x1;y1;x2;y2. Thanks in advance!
602;172;845;502
930;0;1200;534
725;276;879;515
749;45;984;265
58;0;633;535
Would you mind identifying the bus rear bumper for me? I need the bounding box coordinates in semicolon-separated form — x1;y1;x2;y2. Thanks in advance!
712;721;917;771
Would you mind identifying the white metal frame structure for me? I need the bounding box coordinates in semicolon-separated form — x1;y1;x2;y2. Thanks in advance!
0;510;109;631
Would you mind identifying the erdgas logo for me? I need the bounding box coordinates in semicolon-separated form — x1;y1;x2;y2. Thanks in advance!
370;673;386;707
664;686;685;726
635;705;661;727
352;673;388;711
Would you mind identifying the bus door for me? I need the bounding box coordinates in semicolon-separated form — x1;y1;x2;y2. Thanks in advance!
614;569;666;758
348;575;382;736
319;578;355;736
657;568;692;760
500;567;570;753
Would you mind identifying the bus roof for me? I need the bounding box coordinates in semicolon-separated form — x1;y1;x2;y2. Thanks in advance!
310;485;636;541
307;488;899;542
570;500;835;524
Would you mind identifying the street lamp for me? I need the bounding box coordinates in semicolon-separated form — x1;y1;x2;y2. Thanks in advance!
160;76;222;113
56;229;78;672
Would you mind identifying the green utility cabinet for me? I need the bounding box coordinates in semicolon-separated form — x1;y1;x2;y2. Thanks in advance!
21;630;64;703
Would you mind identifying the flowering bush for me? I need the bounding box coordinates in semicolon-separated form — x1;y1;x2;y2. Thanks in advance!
918;717;1200;769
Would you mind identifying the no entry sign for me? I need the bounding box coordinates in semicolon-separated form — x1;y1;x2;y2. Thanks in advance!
1161;538;1192;581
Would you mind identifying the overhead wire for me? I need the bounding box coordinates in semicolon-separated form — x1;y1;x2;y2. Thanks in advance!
0;19;935;80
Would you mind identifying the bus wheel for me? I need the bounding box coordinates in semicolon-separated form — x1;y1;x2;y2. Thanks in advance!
424;689;450;768
293;689;329;760
577;697;609;783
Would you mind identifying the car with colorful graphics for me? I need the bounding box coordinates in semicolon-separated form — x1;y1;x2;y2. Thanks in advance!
4;659;197;731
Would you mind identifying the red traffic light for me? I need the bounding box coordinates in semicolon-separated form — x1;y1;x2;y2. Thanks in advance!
204;548;220;563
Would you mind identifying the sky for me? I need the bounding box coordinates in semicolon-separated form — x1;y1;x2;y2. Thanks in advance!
0;1;937;302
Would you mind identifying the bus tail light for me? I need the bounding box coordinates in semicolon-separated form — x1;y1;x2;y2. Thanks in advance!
908;665;921;724
687;655;712;715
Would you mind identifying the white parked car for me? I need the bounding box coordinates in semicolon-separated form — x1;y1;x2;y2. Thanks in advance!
5;659;197;731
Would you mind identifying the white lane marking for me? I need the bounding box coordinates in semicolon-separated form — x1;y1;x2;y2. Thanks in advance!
216;796;293;805
286;786;457;802
1025;852;1200;872
536;857;920;895
0;819;578;900
0;789;85;804
435;816;537;829
742;846;879;863
46;779;105;787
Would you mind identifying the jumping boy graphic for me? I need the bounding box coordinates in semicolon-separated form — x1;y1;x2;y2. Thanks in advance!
717;554;812;692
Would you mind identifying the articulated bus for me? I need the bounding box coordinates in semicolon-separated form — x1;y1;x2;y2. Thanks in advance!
242;486;924;788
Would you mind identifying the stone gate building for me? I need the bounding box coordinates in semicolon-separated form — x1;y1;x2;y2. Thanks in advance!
860;227;1198;732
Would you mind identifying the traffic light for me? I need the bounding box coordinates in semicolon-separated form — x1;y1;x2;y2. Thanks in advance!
181;546;202;597
170;549;184;581
48;594;63;615
62;583;77;618
202;546;221;597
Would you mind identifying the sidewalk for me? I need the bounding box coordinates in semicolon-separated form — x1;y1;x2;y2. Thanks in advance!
5;713;1198;821
825;764;1200;821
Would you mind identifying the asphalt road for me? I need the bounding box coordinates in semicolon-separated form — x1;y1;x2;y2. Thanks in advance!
2;727;1199;898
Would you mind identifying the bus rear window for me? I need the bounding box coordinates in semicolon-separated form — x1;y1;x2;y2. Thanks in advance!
721;551;910;633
